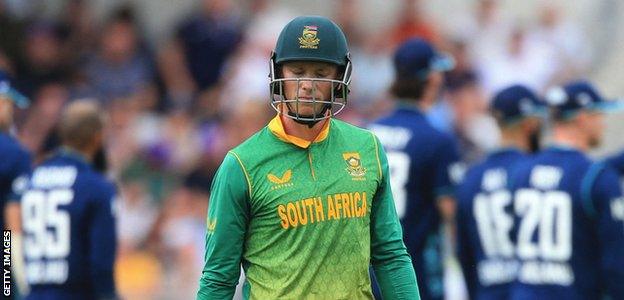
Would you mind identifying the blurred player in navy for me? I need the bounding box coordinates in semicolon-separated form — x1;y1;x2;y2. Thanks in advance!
369;38;460;300
22;101;118;300
0;70;32;298
605;151;624;177
509;81;624;300
455;85;545;300
0;71;31;232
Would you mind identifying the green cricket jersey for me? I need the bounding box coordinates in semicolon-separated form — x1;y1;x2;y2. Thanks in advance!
197;115;419;300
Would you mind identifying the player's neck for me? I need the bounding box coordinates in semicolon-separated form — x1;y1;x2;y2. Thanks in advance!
280;114;328;142
416;101;432;111
500;131;529;152
552;127;589;152
61;145;95;162
418;83;440;111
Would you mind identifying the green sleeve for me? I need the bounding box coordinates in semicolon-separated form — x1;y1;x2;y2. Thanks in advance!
197;152;251;300
370;136;421;300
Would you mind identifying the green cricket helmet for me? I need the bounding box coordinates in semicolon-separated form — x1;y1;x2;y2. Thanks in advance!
269;15;352;125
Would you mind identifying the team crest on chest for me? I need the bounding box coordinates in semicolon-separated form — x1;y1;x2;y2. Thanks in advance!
299;25;320;49
343;152;366;180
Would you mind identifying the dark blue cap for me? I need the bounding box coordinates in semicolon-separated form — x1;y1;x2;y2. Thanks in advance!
0;71;29;108
491;84;546;124
545;80;623;120
393;38;454;79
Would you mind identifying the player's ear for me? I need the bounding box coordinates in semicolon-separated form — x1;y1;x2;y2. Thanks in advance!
92;129;104;151
334;66;350;96
276;64;283;78
575;111;589;125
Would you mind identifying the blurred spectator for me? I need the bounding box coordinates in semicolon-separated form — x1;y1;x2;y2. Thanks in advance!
531;3;591;84
15;21;70;98
466;0;512;58
0;1;25;73
200;0;288;116
389;0;440;47
158;109;204;172
338;0;394;124
476;26;558;95
158;186;207;300
79;6;156;107
159;0;243;110
18;83;68;160
58;0;98;63
335;0;364;48
348;36;394;124
117;177;158;253
221;100;272;149
106;98;141;166
428;40;494;163
446;39;474;79
444;72;492;163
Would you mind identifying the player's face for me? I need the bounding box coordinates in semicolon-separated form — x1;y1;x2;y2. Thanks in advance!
281;61;339;117
586;111;605;148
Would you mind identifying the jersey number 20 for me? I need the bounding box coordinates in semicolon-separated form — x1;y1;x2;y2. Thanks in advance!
514;189;572;261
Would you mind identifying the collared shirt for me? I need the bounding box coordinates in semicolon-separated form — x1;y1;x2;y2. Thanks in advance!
23;151;118;299
368;104;461;251
508;147;624;300
198;115;419;299
455;147;527;300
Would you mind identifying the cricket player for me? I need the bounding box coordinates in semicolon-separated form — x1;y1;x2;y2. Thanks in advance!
605;151;624;177
0;70;32;297
197;16;419;299
455;85;545;300
0;71;31;232
509;81;624;299
368;38;460;300
22;101;118;299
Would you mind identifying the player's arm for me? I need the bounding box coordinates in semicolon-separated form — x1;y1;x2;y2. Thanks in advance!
89;181;119;300
587;164;624;298
5;149;31;232
197;152;250;300
454;182;478;300
433;137;462;222
6;149;31;295
370;135;420;300
605;151;624;176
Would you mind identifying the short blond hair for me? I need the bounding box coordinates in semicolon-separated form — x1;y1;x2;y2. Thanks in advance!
59;100;104;150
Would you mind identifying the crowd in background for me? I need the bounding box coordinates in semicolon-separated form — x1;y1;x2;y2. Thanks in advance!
0;0;598;298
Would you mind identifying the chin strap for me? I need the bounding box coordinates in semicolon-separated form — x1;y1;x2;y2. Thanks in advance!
286;103;331;128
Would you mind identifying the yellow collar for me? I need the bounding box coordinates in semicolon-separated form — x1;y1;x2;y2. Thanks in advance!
268;114;331;149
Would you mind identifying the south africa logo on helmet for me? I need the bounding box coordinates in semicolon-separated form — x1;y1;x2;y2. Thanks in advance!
272;15;350;67
299;26;320;49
